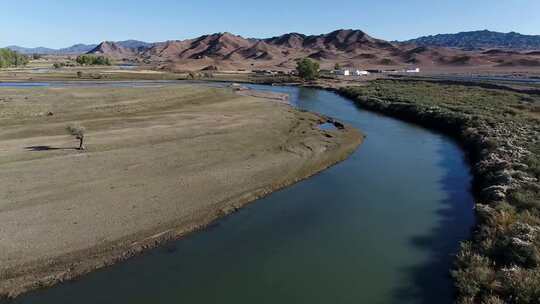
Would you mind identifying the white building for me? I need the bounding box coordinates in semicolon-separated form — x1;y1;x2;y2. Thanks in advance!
335;69;370;76
406;67;420;73
335;69;351;76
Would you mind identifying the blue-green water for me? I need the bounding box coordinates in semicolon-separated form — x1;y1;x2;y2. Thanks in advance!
6;84;475;304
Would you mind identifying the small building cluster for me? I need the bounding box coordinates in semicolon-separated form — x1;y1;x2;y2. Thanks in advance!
334;68;370;76
406;67;420;73
332;67;421;77
253;69;290;76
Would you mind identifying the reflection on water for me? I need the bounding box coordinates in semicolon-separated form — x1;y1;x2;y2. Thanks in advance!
317;122;338;131
6;84;475;304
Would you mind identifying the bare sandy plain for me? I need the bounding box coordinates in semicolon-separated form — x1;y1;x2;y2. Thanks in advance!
0;84;362;297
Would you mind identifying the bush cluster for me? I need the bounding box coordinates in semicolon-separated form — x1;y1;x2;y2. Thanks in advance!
76;54;111;66
296;58;320;81
0;48;29;68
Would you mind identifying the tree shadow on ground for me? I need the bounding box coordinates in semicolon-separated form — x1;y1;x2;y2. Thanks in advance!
24;146;78;151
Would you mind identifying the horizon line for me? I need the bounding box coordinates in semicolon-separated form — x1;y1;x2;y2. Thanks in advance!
3;28;539;50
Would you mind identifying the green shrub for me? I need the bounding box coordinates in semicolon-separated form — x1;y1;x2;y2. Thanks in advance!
76;54;111;66
296;58;319;81
525;143;540;179
510;185;540;211
482;296;506;304
453;242;498;299
0;48;29;68
499;267;540;303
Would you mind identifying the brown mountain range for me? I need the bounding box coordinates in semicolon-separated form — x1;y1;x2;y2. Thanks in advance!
87;29;540;71
87;41;137;60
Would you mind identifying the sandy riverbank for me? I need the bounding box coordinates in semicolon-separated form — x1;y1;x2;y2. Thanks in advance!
0;84;363;297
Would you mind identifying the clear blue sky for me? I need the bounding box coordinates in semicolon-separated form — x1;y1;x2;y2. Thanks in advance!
2;0;540;48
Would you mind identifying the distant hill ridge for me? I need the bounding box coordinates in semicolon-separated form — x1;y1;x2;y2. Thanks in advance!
5;40;153;55
135;29;540;71
4;29;540;71
141;29;398;62
403;30;540;50
87;41;138;59
7;30;540;56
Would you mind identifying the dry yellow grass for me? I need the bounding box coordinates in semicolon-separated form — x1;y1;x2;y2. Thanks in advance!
0;84;362;297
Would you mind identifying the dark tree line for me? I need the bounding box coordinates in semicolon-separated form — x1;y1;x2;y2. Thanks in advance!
76;54;111;66
0;48;29;68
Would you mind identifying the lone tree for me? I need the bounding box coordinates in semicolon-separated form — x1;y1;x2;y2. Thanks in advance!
66;123;86;150
296;58;320;81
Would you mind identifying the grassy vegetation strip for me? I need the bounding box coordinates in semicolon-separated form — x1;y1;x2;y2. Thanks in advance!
339;80;540;304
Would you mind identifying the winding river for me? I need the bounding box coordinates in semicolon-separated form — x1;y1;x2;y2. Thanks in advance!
5;83;475;304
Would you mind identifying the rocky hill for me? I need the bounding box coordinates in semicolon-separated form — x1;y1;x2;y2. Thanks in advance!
6;29;540;70
6;40;152;55
60;44;98;54
86;41;137;59
403;30;540;50
139;29;540;71
142;30;407;70
115;40;154;51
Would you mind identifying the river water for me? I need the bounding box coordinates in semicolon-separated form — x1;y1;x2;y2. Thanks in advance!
5;83;475;304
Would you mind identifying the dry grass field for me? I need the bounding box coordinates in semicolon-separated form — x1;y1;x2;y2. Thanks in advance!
0;84;362;297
